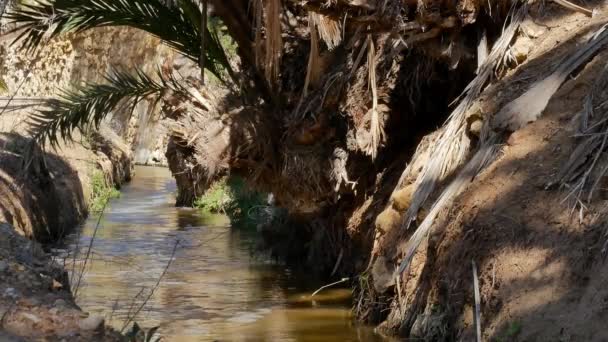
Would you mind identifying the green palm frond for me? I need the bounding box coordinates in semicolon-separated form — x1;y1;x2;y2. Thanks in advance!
29;67;179;147
6;0;235;83
0;77;8;93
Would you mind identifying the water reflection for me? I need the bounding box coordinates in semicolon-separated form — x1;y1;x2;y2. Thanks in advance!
53;166;392;341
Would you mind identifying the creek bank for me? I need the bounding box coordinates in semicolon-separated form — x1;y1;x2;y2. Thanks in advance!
165;2;608;340
0;121;133;340
0;14;175;340
0;223;123;341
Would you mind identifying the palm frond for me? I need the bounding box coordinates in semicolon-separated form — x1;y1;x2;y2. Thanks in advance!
5;0;235;83
28;68;180;147
0;77;8;93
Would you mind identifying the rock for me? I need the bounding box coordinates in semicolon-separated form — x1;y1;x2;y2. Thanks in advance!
79;314;105;332
3;287;19;299
51;279;63;291
371;256;395;293
53;299;67;307
0;260;8;273
22;312;41;324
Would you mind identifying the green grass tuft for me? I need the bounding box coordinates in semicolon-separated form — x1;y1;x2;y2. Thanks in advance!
194;176;266;227
89;169;120;213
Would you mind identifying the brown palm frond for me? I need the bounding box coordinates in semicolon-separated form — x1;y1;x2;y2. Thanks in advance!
302;12;323;97
310;12;342;50
367;34;384;160
251;0;283;90
493;23;608;131
554;59;608;215
399;2;530;229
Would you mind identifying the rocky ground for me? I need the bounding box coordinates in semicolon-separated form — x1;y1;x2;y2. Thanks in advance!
0;223;123;341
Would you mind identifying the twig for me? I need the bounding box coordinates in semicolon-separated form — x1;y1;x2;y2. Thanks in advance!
552;0;594;17
396;273;404;316
120;239;180;333
329;247;343;277
311;277;349;297
472;260;482;342
0;302;15;328
73;198;109;297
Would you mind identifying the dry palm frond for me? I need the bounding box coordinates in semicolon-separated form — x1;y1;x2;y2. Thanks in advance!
399;1;529;229
493;23;608;131
310;12;342;50
472;260;482;342
396;134;501;276
366;34;385;160
264;0;283;88
303;12;323;97
554;60;608;214
552;0;594;17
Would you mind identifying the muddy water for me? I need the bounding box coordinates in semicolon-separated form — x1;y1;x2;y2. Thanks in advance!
53;166;391;341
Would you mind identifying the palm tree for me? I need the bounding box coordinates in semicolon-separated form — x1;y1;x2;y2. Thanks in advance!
4;0;247;144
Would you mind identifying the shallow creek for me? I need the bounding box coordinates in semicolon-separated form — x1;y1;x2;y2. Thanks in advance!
52;166;392;341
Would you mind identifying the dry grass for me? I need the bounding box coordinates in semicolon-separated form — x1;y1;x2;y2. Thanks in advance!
556;58;608;215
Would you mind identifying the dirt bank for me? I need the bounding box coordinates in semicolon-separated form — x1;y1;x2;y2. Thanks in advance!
0;115;133;340
0;122;133;240
354;3;608;340
0;223;123;341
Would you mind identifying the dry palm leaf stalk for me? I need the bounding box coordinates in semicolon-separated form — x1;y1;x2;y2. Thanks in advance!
398;1;530;230
552;0;594;17
302;12;323;97
367;33;384;160
492;23;608;131
253;0;283;89
309;12;342;50
396;20;608;278
554;60;608;216
396;133;501;275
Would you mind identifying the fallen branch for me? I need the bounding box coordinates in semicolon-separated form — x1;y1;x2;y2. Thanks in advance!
553;0;594;17
120;239;180;333
472;260;482;342
311;277;350;297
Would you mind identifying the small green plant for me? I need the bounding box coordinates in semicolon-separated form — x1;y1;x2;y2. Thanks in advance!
494;321;522;342
194;176;266;227
505;321;522;338
89;169;120;213
0;76;8;93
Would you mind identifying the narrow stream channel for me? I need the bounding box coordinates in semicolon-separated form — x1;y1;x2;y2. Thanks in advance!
52;166;392;341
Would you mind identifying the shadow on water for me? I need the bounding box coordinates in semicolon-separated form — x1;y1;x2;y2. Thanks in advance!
52;166;394;341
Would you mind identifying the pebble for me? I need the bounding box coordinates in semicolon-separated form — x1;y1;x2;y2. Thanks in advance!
53;299;67;307
3;288;19;299
78;315;105;331
22;312;41;323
